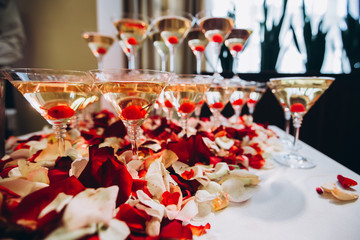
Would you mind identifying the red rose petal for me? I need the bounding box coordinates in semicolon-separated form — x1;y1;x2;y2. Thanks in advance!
168;36;179;44
12;176;85;223
232;98;244;106
290;103;306;113
47;105;75;119
104;119;127;138
121;105;146;120
337;174;358;189
211;102;224;109
232;43;243;52
245;153;265;169
127;37;138;45
194;45;206;52
179;102;196;114
189;223;211;236
160;220;193;239
181;169;195;180
161;191;180;206
116;204;150;232
211;33;223;43
97;47;107;55
78;146;133;206
316;187;323;194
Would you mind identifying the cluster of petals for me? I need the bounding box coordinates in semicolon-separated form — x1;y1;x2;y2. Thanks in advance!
0;110;282;239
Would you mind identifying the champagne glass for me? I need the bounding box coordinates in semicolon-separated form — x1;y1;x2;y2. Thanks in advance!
229;82;255;123
82;32;115;69
153;10;194;72
2;68;93;155
164;74;212;137
112;13;150;69
90;69;170;160
150;31;169;72
246;81;267;117
197;10;234;78
186;28;209;74
205;79;236;129
268;76;334;168
225;29;252;82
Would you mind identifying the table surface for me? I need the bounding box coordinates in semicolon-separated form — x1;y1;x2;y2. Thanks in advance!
198;126;360;240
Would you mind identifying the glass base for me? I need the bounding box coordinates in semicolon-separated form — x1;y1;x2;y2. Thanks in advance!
274;153;316;169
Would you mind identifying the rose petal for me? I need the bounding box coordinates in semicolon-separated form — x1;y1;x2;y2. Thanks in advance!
63;186;119;231
99;219;130;240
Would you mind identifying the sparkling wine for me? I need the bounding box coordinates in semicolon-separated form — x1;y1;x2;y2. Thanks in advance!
230;85;255;107
82;32;114;58
164;83;209;116
224;29;252;55
96;82;165;123
206;84;236;111
268;78;334;115
113;19;149;49
186;29;208;53
12;82;92;124
155;16;192;46
198;17;234;42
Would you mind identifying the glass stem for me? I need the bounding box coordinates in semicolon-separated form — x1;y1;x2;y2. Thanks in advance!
235;106;242;119
161;55;167;72
247;103;254;116
166;108;173;124
195;105;201;119
232;53;239;76
181;116;188;137
129;52;136;69
292;115;303;153
97;57;103;69
213;109;221;128
127;124;139;160
169;46;175;72
214;42;221;76
53;123;67;156
284;108;291;135
196;52;202;74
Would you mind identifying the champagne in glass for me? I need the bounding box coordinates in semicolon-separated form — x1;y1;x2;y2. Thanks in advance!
113;13;149;69
90;69;170;160
246;81;267;117
205;80;236;129
2;68;93;155
197;10;234;78
82;32;115;69
225;29;252;82
164;74;212;137
229;83;255;123
268;77;334;169
153;11;194;72
186;28;209;74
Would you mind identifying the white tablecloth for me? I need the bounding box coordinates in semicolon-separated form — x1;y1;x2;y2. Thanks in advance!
199;126;360;240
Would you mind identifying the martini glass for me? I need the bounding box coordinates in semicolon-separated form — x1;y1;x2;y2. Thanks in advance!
153;10;194;72
2;68;93;155
268;76;334;168
82;32;115;69
224;29;252;82
113;13;149;69
246;81;267;117
197;10;234;78
90;69;170;160
150;31;169;71
186;28;209;74
229;82;255;123
164;74;212;137
205;79;236;129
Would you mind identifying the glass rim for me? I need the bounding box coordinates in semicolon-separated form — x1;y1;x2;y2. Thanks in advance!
88;68;173;82
269;76;335;81
111;12;150;23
